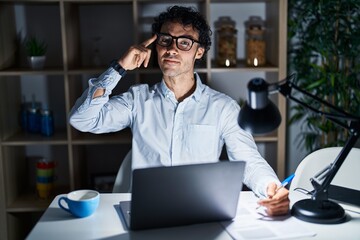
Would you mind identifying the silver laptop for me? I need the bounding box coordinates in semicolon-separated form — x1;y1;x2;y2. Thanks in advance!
119;161;245;230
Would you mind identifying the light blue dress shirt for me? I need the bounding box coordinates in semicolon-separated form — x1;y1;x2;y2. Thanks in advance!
69;68;280;197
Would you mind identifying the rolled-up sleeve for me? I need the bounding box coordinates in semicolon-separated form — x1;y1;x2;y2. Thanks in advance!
69;67;131;133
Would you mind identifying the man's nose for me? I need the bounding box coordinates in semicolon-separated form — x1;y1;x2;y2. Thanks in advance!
167;39;178;51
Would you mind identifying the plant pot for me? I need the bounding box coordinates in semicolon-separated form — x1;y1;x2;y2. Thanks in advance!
28;56;46;70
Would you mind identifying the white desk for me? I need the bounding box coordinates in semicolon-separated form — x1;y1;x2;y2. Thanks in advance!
26;192;360;240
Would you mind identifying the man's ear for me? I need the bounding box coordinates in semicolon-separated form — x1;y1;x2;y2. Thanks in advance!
195;47;205;59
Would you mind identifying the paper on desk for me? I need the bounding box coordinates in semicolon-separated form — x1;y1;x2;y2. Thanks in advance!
221;198;316;240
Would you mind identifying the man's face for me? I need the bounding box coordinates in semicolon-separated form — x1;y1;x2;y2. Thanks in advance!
156;21;205;78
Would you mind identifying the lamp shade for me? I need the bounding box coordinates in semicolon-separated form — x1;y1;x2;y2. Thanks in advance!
238;78;282;135
239;101;281;134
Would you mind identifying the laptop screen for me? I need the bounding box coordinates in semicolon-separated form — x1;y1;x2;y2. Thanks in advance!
120;161;245;230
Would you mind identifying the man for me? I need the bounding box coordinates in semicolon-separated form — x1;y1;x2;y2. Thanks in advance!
69;6;289;216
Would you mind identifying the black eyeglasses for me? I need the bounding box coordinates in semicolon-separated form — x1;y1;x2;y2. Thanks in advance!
156;33;201;51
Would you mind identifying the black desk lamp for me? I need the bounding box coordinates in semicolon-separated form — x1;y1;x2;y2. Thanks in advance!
239;74;360;224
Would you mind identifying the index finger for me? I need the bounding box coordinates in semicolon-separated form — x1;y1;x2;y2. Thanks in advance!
141;34;157;48
258;188;289;204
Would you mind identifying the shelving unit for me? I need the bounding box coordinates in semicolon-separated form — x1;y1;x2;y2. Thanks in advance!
0;0;287;239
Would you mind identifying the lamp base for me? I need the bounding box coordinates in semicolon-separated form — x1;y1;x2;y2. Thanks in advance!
291;199;347;224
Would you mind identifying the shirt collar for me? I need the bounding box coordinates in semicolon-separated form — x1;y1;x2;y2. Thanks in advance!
192;72;205;102
160;72;204;102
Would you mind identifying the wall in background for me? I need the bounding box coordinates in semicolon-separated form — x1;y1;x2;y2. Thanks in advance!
15;2;290;178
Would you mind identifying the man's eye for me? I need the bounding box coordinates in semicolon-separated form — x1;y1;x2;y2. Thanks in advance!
160;38;171;44
179;39;191;46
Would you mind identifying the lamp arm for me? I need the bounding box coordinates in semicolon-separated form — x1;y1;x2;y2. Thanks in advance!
310;130;359;201
285;93;350;130
270;75;360;203
274;77;360;123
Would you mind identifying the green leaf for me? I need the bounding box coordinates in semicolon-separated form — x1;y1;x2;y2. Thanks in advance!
287;0;360;153
24;36;47;56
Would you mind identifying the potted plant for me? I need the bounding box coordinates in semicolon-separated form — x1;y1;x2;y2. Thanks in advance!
24;36;47;70
287;0;360;153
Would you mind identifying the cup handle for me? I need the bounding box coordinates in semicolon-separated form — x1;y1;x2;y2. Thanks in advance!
58;197;70;213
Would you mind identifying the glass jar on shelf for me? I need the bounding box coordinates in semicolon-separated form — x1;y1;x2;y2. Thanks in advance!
245;16;266;67
40;109;54;137
27;102;42;133
214;16;237;67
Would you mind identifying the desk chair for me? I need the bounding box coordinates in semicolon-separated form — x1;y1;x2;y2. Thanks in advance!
112;150;132;193
289;147;360;202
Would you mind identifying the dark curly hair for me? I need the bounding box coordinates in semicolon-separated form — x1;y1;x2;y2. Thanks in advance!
152;6;212;56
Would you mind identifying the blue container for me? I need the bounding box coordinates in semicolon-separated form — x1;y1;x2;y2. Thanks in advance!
27;107;41;133
41;109;54;136
20;104;28;131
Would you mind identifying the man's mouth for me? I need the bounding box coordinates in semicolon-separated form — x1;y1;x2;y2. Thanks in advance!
162;58;180;65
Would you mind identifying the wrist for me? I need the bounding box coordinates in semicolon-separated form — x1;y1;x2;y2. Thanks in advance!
110;59;127;77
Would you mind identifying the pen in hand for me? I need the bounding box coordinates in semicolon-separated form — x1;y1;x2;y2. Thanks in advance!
276;173;295;193
256;174;295;209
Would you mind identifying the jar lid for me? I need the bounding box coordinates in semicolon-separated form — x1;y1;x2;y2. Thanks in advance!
41;109;52;115
27;107;39;113
215;16;236;29
245;16;265;30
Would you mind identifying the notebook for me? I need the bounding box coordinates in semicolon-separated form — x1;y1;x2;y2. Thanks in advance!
119;161;245;230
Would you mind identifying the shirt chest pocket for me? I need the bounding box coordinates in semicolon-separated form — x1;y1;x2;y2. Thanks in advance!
185;124;217;159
